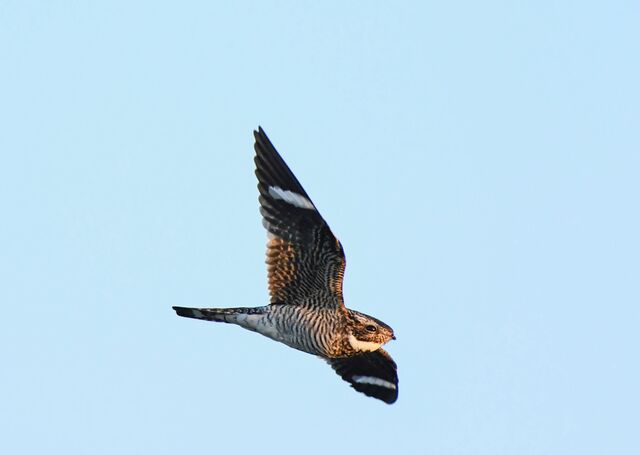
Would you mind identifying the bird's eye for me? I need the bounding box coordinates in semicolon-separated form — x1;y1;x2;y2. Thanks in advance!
365;325;377;332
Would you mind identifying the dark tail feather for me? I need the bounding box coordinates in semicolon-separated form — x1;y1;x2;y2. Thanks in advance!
172;306;231;322
172;306;266;322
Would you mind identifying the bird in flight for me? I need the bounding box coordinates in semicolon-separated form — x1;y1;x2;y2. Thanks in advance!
173;127;398;404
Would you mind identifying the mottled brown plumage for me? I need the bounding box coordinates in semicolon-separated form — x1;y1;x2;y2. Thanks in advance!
173;127;399;403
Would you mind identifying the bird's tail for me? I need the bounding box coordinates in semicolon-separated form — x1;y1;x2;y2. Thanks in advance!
172;306;267;324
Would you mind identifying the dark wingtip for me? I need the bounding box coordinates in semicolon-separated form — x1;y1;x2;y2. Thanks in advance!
253;126;269;150
254;125;266;138
384;390;399;404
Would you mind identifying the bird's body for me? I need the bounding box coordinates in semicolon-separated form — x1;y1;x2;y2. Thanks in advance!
174;305;387;358
173;128;399;403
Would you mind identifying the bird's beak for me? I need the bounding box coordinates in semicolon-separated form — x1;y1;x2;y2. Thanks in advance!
392;334;396;340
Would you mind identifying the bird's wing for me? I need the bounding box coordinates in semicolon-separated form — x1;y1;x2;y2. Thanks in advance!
327;349;399;404
254;127;346;307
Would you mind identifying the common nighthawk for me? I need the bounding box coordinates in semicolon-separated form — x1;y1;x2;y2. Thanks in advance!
173;127;398;403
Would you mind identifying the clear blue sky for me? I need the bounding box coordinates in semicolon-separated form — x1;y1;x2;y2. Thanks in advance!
1;1;638;454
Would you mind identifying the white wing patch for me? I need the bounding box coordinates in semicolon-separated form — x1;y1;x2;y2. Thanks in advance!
352;375;397;390
348;334;382;352
268;186;315;210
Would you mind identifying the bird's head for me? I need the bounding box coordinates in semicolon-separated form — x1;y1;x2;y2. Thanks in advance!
346;310;396;352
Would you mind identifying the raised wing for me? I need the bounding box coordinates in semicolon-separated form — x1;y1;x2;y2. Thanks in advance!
328;349;399;404
254;127;346;307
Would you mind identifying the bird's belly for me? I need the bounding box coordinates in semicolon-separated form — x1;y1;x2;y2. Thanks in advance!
235;313;281;340
235;307;339;357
